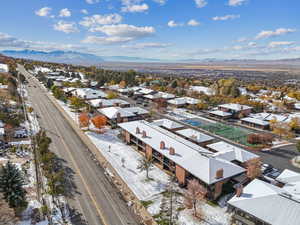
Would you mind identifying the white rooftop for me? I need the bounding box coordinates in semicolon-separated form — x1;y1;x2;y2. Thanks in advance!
228;177;300;225
89;99;129;108
0;63;9;73
176;128;214;144
207;141;259;163
209;110;232;117
189;86;215;96
74;88;107;99
119;120;245;185
99;107;148;119
152;119;184;130
241;117;270;126
219;103;252;111
167;97;200;105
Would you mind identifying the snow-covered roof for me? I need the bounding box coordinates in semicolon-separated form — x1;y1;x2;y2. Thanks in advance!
144;92;175;100
209;110;232;117
74;88;107;99
89;99;129;108
0;84;8;89
241;117;269;126
219;103;252;111
99;107;148;119
119;120;245;185
152;119;184;130
276;169;300;199
167;97;200;105
207;141;259;163
0;63;9;73
228;178;300;225
62;87;76;93
0;120;5;128
189;86;215;95
176;128;214;144
0;128;4;136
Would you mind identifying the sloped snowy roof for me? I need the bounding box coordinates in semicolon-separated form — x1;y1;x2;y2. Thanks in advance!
152;119;184;130
207;141;259;163
209;110;232;117
89;99;129;108
119;120;245;185
75;88;107;99
167;97;200;105
0;63;9;72
99;107;148;119
241;117;269;126
176;128;214;143
219;103;252;111
228;178;300;225
190;86;215;95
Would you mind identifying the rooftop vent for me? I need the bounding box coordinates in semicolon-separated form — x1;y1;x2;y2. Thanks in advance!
142;130;147;138
215;168;224;179
169;147;175;155
160;141;165;149
136;127;140;134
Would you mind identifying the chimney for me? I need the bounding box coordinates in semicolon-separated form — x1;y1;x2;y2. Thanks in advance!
169;147;175;155
160;141;165;149
236;184;243;197
215;169;223;179
99;102;103;108
136;127;140;134
142;130;147;138
117;112;122;123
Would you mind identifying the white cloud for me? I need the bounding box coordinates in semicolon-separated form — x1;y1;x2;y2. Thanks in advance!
152;0;166;5
35;7;52;17
59;8;71;17
53;21;79;33
167;20;183;28
248;41;257;47
268;41;294;48
0;33;28;48
212;14;240;21
91;24;155;37
255;28;296;39
121;3;149;13
82;36;133;44
82;24;155;44
228;0;247;6
81;9;89;15
86;0;100;4
80;14;122;28
194;0;207;8
236;37;248;42
122;42;171;49
187;19;200;26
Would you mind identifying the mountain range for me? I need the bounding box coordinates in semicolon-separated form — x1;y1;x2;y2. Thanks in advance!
1;49;300;66
0;50;162;65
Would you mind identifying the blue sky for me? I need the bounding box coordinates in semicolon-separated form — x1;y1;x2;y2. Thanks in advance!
0;0;299;60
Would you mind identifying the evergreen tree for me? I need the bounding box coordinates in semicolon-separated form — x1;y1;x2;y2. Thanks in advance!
0;161;27;209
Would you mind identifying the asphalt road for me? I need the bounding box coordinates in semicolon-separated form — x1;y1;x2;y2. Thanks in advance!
18;65;140;225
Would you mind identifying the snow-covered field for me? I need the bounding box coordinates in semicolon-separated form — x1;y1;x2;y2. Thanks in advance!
54;98;231;225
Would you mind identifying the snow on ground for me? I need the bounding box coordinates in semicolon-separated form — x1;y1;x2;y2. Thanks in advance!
53;97;231;225
0;63;9;72
87;129;169;200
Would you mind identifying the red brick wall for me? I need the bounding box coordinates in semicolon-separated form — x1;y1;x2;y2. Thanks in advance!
145;145;153;159
175;165;186;185
125;131;130;144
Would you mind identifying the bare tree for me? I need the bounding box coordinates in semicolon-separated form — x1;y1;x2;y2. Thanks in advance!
184;179;207;218
137;157;154;180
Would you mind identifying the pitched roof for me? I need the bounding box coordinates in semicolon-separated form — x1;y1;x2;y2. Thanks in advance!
207;141;259;163
209;110;232;117
176;128;214;143
99;107;148;119
152;119;184;130
119;120;245;185
228;179;300;225
219;103;253;111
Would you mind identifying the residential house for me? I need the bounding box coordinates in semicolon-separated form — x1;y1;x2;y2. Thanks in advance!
240;117;270;130
218;103;253;118
167;97;200;108
88;99;130;109
98;107;149;124
74;88;108;100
